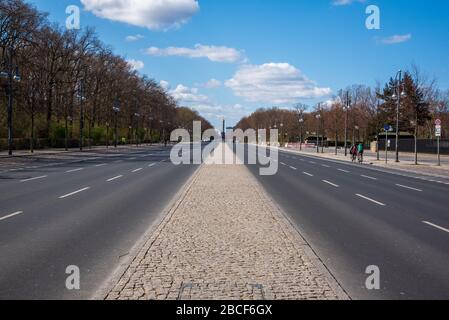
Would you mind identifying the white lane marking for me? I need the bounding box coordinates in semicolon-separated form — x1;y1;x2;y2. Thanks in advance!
132;168;143;173
148;163;156;168
338;169;350;173
114;160;123;163
107;175;123;182
280;162;287;166
95;163;107;167
59;187;90;199
289;166;297;171
129;157;137;160
0;211;23;222
423;221;449;234
303;172;314;177
356;194;386;206
160;159;167;163
361;175;377;180
20;175;48;183
396;184;423;192
66;168;84;173
322;180;339;188
309;161;316;164
321;164;331;168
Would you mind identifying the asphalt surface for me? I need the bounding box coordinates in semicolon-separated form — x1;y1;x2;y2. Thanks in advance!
245;144;449;300
0;145;199;300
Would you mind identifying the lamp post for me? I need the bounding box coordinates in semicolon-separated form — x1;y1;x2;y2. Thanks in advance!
134;113;140;147
280;123;284;147
113;98;120;148
392;70;406;163
344;91;350;157
106;122;110;149
1;47;21;156
316;113;321;153
299;118;304;151
65;116;72;151
78;79;86;151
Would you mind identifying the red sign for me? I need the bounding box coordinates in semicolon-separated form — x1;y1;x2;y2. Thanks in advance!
435;119;442;126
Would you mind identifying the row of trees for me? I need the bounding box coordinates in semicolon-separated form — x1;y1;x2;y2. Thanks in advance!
0;0;212;153
236;68;449;147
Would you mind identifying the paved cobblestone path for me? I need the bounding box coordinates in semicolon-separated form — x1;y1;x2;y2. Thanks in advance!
105;155;345;300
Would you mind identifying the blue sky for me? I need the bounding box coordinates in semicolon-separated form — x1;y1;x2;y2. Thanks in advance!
29;0;449;128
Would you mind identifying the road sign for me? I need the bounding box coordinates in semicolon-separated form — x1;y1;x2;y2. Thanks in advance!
435;119;442;126
384;125;393;132
436;125;442;137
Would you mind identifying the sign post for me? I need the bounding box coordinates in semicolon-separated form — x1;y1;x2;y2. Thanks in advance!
384;125;393;164
435;119;441;166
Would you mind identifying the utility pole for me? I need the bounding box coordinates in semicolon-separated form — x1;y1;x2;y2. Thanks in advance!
393;70;405;163
79;79;85;152
344;91;349;157
113;98;120;148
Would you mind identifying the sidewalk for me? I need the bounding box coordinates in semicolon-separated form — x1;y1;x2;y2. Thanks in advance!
285;146;449;179
102;148;346;300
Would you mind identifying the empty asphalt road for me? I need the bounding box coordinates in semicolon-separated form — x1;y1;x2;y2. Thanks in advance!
245;145;449;300
0;145;199;300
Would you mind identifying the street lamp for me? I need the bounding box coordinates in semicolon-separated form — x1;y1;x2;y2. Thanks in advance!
134;113;140;147
113;98;120;148
1;47;21;156
392;70;406;162
77;79;86;151
343;91;351;157
280;123;284;146
65;116;72;151
316;113;321;153
299;118;304;151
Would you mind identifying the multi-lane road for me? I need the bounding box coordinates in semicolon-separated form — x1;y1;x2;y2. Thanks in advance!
246;145;449;300
0;146;199;300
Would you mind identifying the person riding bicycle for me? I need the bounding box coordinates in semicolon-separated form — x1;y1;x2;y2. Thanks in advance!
357;143;364;163
350;145;357;162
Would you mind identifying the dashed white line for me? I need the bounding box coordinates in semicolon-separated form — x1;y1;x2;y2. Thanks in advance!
303;172;314;177
322;180;339;188
321;164;331;168
396;184;423;192
356;194;386;206
280;162;287;166
309;161;316;164
107;175;123;182
59;187;90;199
20;175;48;183
132;168;143;173
338;169;350;173
423;221;449;234
95;163;107;167
289;166;297;171
0;211;23;222
361;175;377;180
66;168;84;173
148;163;156;168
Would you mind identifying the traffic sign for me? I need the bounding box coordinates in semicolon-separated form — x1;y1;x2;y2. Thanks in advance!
435;125;442;137
384;125;393;132
435;119;441;126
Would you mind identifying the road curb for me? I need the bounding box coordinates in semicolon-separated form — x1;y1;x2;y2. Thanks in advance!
91;163;204;300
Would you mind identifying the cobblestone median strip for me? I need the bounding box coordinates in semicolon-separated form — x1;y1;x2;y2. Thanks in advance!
103;162;347;300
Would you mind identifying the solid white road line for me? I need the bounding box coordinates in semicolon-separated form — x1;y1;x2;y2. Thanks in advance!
107;175;123;182
361;175;377;180
0;211;23;222
396;184;423;192
20;175;48;183
338;169;350;173
66;168;84;173
132;168;143;173
356;194;386;206
322;180;339;188
423;221;449;234
289;166;297;170
303;172;314;177
59;187;90;199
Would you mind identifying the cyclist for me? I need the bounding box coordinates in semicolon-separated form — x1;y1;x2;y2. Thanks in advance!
350;145;357;162
357;143;364;163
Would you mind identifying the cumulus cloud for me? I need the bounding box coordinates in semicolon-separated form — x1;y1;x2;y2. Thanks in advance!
202;79;222;89
125;34;144;42
170;84;210;104
145;44;245;63
127;59;145;71
80;0;199;30
380;34;412;45
225;63;332;104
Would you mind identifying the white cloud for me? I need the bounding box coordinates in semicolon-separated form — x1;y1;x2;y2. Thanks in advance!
225;63;332;104
202;79;222;89
80;0;199;30
146;44;245;63
381;34;412;45
170;84;210;104
127;59;145;71
332;0;365;6
125;34;144;42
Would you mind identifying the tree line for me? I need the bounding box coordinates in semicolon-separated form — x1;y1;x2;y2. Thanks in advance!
0;0;212;152
235;67;449;147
